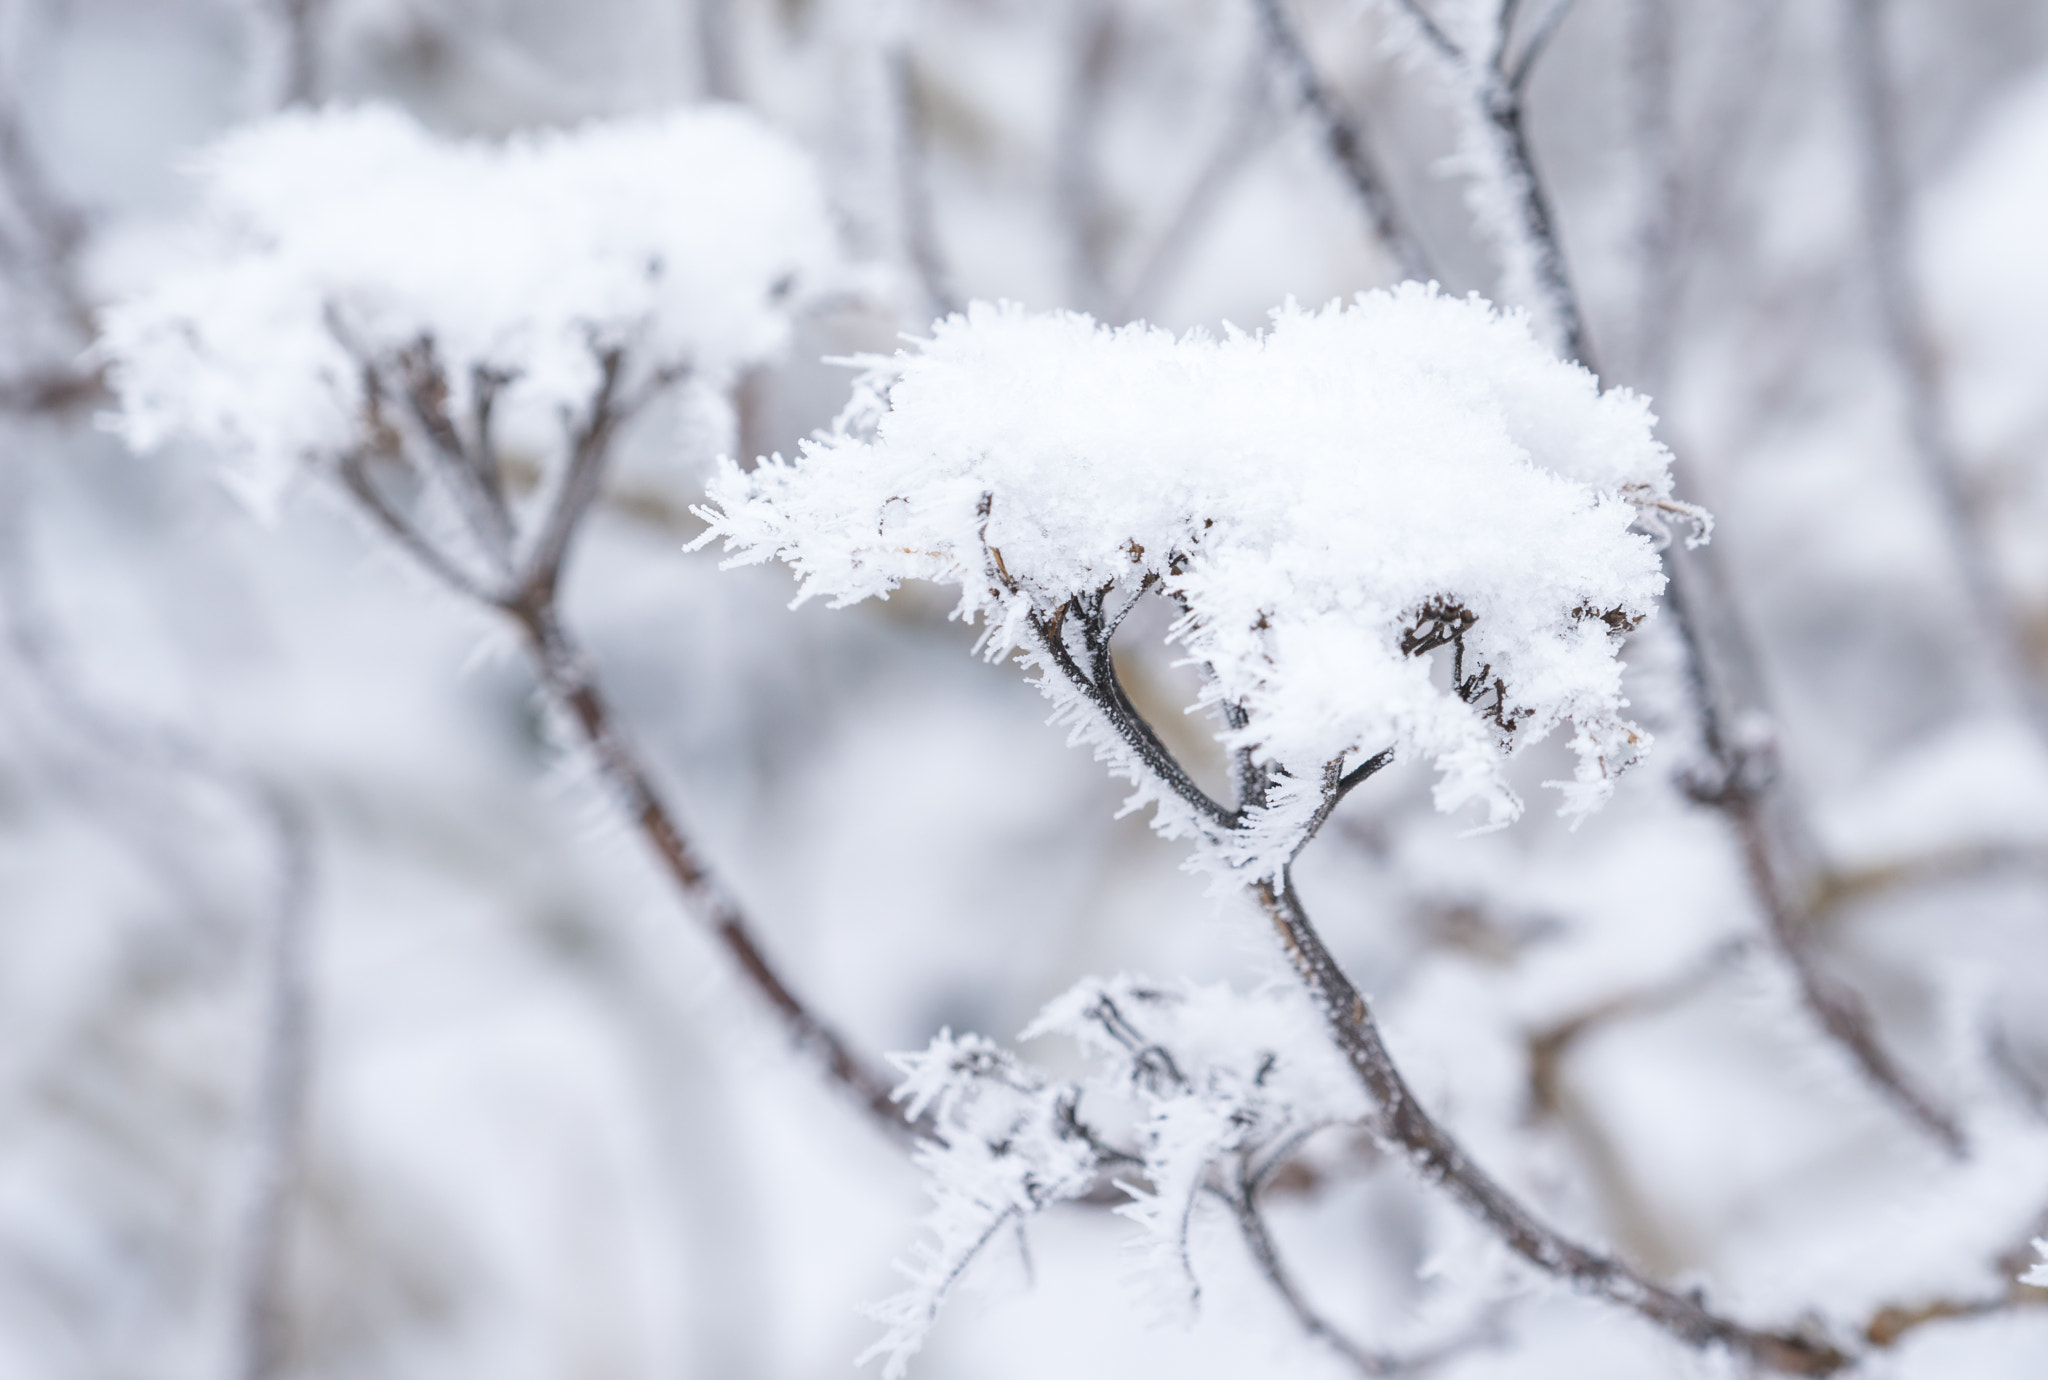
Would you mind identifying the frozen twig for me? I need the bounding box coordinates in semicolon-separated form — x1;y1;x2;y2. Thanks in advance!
1217;1166;1402;1376
1116;55;1274;323
887;42;961;320
1375;0;1965;1156
0;452;317;1380
1250;0;1432;281
234;786;314;1380
1840;0;2046;732
1055;0;1120;315
339;342;916;1144
271;0;328;107
1258;875;1849;1375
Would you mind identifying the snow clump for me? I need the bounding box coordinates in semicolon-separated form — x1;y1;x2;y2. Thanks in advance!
99;103;835;512
699;290;1681;881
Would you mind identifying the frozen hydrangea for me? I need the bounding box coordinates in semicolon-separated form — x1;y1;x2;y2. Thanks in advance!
699;289;1680;881
99;103;835;512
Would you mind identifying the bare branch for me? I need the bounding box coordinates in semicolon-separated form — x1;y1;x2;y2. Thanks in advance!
1250;0;1434;281
1258;873;1850;1376
234;786;315;1380
1387;0;1464;64
271;0;329;107
1841;0;2046;731
334;447;502;604
1117;61;1273;322
1055;1;1120;315
1505;0;1578;92
519;346;629;603
1220;1168;1401;1376
888;43;962;320
501;593;916;1142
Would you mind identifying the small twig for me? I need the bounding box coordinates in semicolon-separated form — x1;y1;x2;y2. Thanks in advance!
520;346;632;603
1250;0;1433;281
1258;873;1849;1375
1505;0;1578;93
272;0;328;108
1840;0;2045;731
334;351;916;1144
888;43;961;320
1055;0;1120;315
235;787;315;1380
500;592;914;1141
1117;57;1274;323
1220;1166;1400;1376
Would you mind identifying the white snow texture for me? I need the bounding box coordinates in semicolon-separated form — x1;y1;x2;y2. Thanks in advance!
700;290;1677;880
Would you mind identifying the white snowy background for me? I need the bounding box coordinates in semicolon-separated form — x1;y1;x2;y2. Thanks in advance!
0;1;2046;1377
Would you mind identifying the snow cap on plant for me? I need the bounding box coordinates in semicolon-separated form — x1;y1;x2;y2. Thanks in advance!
99;103;835;512
699;289;1682;881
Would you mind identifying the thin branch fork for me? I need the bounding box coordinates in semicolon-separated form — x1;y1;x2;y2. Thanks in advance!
1380;0;1963;1157
331;343;919;1145
1250;0;1434;282
1258;873;1850;1376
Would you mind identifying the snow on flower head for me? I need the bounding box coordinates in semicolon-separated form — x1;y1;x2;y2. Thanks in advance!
700;289;1678;880
99;103;835;511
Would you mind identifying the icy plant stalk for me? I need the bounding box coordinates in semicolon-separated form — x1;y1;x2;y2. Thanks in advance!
97;105;915;1138
703;291;1848;1375
701;290;1671;882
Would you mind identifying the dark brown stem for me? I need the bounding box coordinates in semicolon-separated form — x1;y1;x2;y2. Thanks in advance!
499;592;914;1143
1222;1169;1398;1376
1258;873;1849;1375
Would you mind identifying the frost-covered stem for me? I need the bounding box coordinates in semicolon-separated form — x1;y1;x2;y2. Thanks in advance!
1257;873;1850;1375
272;0;326;107
887;41;961;320
1388;0;1592;366
1730;780;1970;1155
0;100;94;342
695;0;741;102
334;350;917;1144
1026;591;1237;830
1055;0;1118;315
1221;1169;1397;1376
1840;0;2043;729
500;592;915;1141
1117;61;1270;323
1623;0;1679;394
0;459;318;1380
1390;0;1964;1157
235;787;314;1380
1250;0;1432;282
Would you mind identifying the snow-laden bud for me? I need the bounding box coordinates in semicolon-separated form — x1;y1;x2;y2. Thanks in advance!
99;103;835;514
698;288;1680;879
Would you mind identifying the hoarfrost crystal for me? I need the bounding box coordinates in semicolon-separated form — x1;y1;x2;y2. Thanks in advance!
699;289;1679;880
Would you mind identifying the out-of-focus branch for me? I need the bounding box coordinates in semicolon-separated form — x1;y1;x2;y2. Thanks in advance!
1840;0;2045;731
1116;57;1273;323
1259;874;1848;1375
271;0;329;108
1218;1166;1401;1377
234;786;314;1380
1055;0;1119;315
695;0;742;102
332;340;918;1145
0;449;317;1380
1370;0;1965;1156
1250;0;1432;282
887;43;961;320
